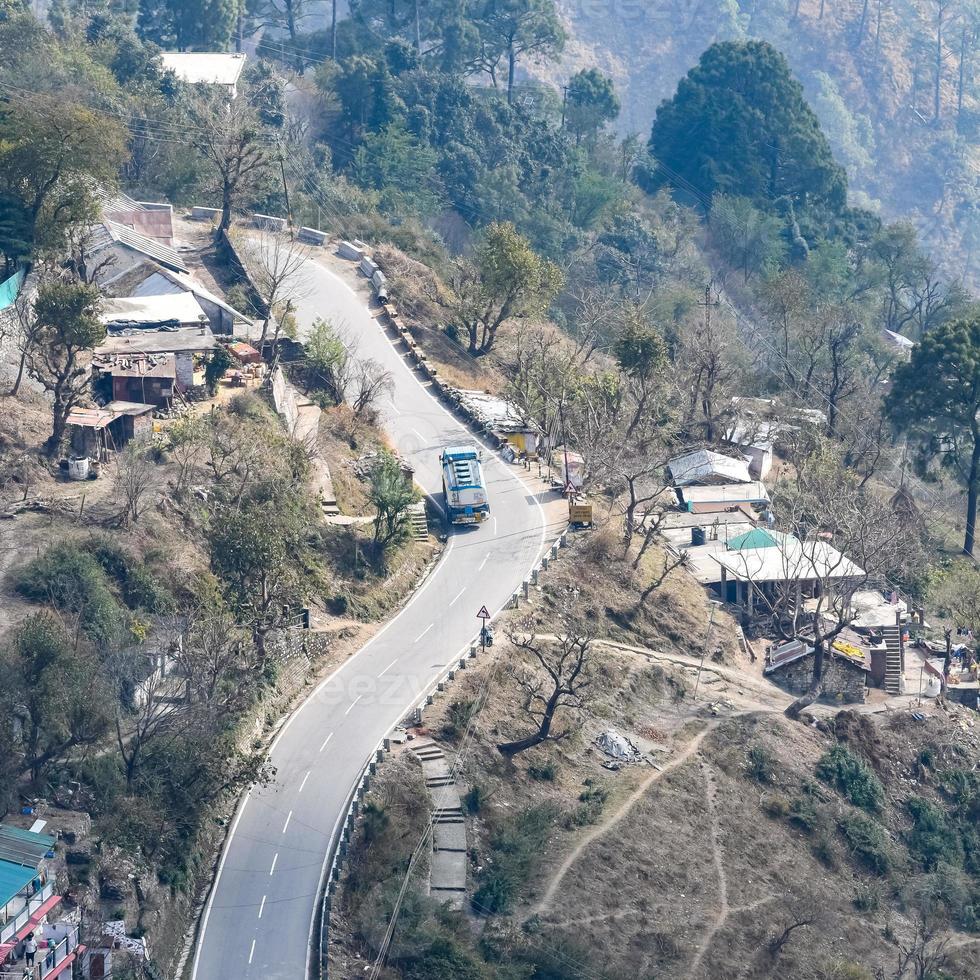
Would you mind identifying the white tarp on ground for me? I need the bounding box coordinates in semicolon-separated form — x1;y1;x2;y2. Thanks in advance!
596;730;639;760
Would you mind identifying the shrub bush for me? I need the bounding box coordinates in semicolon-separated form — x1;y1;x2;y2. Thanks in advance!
463;786;483;814
762;792;790;818
528;760;557;782
442;699;475;739
472;805;556;915
838;813;892;875
905;797;963;871
789;796;821;833
746;743;777;783
13;542;125;650
817;745;885;812
853;882;881;911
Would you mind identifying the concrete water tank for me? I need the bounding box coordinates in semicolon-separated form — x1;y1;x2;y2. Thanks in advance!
68;456;90;481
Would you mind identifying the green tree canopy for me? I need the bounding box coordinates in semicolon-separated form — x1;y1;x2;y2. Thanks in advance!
471;0;566;103
29;279;105;455
886;316;980;555
137;0;239;52
368;452;418;554
644;40;847;228
0;612;110;781
565;67;620;144
0;95;127;265
449;221;564;354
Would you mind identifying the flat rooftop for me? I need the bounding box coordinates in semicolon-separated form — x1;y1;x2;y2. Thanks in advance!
95;325;217;357
159;51;247;87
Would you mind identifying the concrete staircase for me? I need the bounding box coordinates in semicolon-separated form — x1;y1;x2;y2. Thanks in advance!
407;500;428;540
409;740;467;909
882;624;904;695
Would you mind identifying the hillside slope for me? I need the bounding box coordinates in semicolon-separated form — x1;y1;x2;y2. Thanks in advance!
549;0;980;288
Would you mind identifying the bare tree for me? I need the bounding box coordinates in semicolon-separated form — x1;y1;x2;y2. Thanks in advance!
113;438;159;528
892;907;952;980
766;901;820;958
497;595;595;758
676;289;741;441
233;230;312;346
112;645;188;791
189;93;270;235
498;318;597;468
351;358;393;417
167;415;208;497
569;308;681;556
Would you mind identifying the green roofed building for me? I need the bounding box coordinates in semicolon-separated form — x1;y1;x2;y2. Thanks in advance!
727;529;778;551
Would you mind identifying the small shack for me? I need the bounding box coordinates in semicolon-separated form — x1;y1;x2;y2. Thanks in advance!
667;449;751;487
455;389;545;457
678;481;770;513
765;634;870;703
66;402;155;459
94;353;176;407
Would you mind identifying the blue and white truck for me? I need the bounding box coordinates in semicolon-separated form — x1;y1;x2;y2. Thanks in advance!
440;445;490;525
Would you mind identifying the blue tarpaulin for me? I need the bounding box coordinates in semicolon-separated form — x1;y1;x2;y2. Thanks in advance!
0;268;25;311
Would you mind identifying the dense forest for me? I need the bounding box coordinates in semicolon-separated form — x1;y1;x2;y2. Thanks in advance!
548;0;980;290
1;0;978;551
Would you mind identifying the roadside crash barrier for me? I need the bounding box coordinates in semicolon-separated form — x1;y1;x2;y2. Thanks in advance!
298;226;328;246
253;212;287;232
338;240;367;261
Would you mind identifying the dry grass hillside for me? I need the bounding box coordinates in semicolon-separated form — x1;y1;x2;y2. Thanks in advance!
331;526;980;980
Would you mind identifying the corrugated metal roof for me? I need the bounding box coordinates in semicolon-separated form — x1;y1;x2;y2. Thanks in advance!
103;220;187;272
668;449;751;487
0;860;37;908
0;825;56;868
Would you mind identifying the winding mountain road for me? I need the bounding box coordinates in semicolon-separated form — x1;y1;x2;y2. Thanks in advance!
190;247;556;979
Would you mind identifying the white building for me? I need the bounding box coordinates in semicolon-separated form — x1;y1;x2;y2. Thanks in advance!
159;52;247;98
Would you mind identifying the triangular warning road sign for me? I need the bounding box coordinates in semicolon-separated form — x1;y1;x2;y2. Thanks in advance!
476;605;491;619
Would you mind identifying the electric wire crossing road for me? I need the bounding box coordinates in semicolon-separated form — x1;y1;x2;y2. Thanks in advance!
191;249;549;979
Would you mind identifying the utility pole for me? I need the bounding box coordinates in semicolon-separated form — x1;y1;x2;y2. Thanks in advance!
277;146;292;231
560;84;568;129
332;0;338;61
694;600;722;701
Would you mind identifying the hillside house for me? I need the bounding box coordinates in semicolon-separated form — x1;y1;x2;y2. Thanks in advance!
667;449;751;486
159;51;247;98
109;262;249;336
94;296;217;391
678;481;770;513
712;530;865;623
95;354;176;408
86;194;187;285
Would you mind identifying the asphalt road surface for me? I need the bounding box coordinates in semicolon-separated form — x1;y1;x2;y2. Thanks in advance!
191;249;551;979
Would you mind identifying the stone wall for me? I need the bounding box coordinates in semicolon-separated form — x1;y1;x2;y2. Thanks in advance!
771;653;868;704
